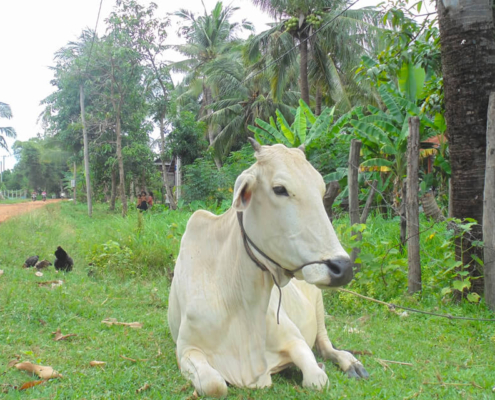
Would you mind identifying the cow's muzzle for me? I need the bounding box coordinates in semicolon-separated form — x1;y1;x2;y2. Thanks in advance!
323;256;353;287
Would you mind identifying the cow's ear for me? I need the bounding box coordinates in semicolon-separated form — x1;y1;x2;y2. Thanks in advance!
232;173;256;211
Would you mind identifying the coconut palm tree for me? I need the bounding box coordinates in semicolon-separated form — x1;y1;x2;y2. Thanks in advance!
203;56;300;156
0;102;17;152
248;0;383;111
171;1;253;168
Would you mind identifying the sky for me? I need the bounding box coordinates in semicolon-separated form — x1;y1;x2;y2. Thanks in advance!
0;0;379;171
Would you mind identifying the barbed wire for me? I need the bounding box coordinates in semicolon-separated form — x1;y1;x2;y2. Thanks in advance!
338;164;495;285
338;288;495;321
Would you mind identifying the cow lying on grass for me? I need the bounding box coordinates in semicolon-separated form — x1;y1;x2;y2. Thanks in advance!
168;140;368;397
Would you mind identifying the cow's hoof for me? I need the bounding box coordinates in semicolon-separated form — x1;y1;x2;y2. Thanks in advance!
346;362;369;379
198;380;228;398
302;369;329;390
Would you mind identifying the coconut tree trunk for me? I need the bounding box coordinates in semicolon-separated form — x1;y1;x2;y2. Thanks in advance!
203;85;222;170
438;0;495;293
315;86;322;116
299;29;310;106
159;116;177;210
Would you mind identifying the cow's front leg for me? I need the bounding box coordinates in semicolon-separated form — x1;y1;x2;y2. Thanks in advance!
180;349;228;398
287;339;329;390
316;336;369;379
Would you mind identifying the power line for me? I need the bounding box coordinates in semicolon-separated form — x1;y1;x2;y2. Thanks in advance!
85;0;105;72
241;0;361;85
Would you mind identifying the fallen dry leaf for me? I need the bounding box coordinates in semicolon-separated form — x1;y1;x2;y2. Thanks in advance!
7;358;20;368
102;318;142;328
35;271;43;277
15;362;62;379
120;355;137;362
0;269;4;276
89;361;106;367
136;383;151;393
51;328;77;341
37;280;64;288
19;380;46;390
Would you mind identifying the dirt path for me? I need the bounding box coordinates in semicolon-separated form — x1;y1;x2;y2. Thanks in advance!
0;199;64;223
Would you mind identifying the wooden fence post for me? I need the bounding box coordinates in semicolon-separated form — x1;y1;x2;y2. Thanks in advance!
323;181;340;221
407;117;421;293
400;180;407;253
484;92;495;311
348;139;362;270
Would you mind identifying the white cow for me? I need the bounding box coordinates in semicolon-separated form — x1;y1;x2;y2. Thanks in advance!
168;141;368;398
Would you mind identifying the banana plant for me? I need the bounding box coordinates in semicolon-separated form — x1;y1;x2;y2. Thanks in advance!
247;99;342;148
347;79;444;198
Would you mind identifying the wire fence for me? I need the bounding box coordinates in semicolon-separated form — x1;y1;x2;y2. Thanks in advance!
337;157;495;298
0;190;27;200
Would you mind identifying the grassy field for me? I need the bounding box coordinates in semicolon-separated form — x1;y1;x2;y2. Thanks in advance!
0;202;494;399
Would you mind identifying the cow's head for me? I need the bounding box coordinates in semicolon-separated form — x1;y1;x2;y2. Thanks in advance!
232;140;353;289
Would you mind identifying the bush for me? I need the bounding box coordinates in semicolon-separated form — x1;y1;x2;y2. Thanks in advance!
182;144;255;206
90;240;134;278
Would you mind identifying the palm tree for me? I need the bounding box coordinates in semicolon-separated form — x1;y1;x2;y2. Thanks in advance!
0;102;17;152
203;56;300;156
171;1;253;168
248;0;383;111
438;0;495;296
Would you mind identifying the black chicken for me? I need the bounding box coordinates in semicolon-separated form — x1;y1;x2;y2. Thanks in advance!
54;246;73;272
23;255;39;268
35;260;52;270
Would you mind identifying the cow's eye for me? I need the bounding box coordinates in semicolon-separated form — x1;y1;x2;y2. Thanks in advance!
273;186;289;196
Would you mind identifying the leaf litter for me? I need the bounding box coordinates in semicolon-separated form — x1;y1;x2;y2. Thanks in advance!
51;328;77;341
15;361;62;379
102;318;142;328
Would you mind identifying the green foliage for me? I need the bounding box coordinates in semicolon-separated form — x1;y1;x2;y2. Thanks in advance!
182;144;255;205
167;111;208;165
90;240;134;278
0;101;17;152
248;99;335;147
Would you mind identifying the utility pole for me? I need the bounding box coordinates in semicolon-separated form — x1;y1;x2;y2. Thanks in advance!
80;83;92;217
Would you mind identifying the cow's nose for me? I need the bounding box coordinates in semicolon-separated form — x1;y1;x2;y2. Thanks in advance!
325;256;353;287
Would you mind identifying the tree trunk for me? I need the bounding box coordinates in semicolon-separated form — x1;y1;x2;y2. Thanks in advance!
115;115;127;217
79;84;92;217
299;30;310;106
484;92;495;310
348;139;362;270
110;167;117;211
315;86;322;116
203;85;222;170
421;191;445;221
361;179;378;224
73;162;76;204
400;180;407;253
323;181;340;221
130;180;135;204
407;117;421;294
438;0;495;293
159;116;177;210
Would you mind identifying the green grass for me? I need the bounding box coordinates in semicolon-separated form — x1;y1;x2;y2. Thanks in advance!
0;203;494;399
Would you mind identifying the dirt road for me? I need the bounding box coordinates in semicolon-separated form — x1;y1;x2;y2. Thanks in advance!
0;199;63;223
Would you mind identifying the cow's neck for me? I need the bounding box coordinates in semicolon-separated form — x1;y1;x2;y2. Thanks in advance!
208;208;276;385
